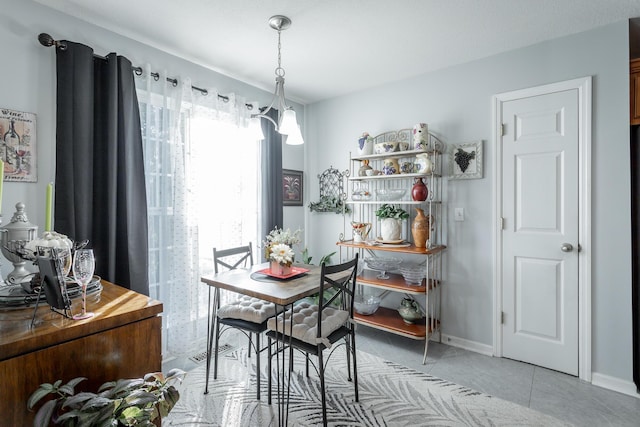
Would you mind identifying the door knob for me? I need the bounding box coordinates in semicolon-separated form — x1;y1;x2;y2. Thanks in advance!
561;243;574;252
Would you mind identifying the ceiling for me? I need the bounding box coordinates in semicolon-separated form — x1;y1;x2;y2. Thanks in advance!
36;0;640;104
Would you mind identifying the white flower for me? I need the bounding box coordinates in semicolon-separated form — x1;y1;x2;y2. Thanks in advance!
263;226;302;246
269;243;295;266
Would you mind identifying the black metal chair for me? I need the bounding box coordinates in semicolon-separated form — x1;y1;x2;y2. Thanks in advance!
266;254;359;426
205;242;277;400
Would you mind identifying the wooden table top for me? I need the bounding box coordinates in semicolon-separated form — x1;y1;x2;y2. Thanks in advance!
0;280;163;361
200;263;324;306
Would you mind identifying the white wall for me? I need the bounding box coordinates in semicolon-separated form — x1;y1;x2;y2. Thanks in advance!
306;21;633;384
0;0;307;276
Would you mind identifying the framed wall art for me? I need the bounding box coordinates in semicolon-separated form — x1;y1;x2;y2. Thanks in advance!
0;108;37;182
450;140;483;180
283;169;303;206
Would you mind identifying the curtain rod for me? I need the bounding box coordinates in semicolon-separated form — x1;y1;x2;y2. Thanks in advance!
38;33;254;111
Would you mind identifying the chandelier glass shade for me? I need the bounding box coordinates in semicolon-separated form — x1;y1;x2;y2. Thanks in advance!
252;15;304;145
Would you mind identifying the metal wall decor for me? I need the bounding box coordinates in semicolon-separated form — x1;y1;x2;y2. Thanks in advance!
308;166;350;214
450;140;483;180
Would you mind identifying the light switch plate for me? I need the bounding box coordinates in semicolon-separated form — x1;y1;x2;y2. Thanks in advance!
454;208;464;221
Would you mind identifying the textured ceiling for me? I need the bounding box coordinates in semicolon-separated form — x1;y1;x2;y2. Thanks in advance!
36;0;640;104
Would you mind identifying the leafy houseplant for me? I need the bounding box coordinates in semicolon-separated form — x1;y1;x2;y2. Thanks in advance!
27;369;185;427
375;204;409;241
374;203;409;220
301;247;336;266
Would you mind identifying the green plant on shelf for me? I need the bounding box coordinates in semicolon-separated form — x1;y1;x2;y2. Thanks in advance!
375;203;409;219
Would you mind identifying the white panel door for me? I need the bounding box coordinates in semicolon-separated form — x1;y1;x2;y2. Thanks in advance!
501;88;579;375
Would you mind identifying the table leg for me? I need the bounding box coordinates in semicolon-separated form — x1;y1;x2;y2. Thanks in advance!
272;302;295;426
204;287;220;394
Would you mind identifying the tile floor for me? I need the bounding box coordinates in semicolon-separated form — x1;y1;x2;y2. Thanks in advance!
164;325;640;426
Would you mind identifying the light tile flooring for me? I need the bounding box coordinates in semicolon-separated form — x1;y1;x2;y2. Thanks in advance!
164;325;640;426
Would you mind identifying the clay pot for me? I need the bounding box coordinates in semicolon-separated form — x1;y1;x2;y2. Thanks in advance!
411;207;434;248
398;297;424;324
380;218;402;241
411;178;428;201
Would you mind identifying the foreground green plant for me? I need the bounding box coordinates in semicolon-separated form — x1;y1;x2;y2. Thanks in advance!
27;369;185;427
301;247;336;266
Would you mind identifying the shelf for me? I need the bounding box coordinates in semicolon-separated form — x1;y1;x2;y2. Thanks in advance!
338;240;446;255
357;269;438;294
346;199;442;205
354;306;440;339
351;149;442;161
349;172;441;181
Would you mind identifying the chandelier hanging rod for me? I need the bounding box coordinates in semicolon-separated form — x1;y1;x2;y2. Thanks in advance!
252;16;295;125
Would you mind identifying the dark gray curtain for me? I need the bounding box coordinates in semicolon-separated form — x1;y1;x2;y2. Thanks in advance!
55;41;149;295
632;124;640;392
259;108;283;258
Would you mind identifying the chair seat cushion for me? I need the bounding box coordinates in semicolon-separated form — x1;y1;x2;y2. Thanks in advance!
218;295;278;324
266;301;349;348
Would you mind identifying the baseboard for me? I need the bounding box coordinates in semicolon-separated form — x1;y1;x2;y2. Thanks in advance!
440;333;493;356
591;372;640;399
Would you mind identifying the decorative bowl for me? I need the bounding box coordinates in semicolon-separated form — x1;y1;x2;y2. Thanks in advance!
374;141;398;154
365;257;402;279
397;141;410;151
399;264;426;285
375;188;406;201
354;295;381;315
365;256;401;270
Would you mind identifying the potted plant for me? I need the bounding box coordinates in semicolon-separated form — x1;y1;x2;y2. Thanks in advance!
375;203;409;241
27;369;185;426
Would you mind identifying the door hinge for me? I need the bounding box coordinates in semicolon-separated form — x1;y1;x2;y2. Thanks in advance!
501;311;505;324
500;217;505;230
501;123;506;136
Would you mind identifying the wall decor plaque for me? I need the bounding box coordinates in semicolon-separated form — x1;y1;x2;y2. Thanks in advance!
0;108;37;182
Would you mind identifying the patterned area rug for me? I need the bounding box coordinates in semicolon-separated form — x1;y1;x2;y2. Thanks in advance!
163;348;570;426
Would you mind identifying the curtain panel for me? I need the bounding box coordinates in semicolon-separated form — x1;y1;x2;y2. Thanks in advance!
136;68;258;356
259;108;283;260
54;41;149;295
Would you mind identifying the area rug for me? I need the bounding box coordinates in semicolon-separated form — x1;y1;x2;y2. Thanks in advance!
163;348;570;426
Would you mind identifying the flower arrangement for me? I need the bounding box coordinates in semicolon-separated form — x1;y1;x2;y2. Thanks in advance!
269;243;295;267
263;226;302;260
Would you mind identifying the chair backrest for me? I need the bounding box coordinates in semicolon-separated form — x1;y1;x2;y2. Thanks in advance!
316;253;359;339
213;243;254;273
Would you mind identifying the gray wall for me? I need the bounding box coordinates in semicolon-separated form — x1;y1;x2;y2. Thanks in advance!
305;21;632;384
0;0;307;277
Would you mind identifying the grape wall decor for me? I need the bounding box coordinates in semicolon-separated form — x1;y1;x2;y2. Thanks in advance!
450;140;483;180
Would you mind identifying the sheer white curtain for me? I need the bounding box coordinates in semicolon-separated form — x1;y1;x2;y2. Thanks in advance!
136;68;259;357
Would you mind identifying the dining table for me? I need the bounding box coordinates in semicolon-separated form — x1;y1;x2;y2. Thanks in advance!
200;262;323;426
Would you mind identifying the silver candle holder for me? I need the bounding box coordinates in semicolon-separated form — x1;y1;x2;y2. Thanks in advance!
0;202;38;285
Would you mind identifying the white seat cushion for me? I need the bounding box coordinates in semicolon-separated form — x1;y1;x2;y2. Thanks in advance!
218;295;278;324
266;301;349;348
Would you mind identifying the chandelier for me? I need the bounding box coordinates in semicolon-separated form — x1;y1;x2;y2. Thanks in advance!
251;15;304;145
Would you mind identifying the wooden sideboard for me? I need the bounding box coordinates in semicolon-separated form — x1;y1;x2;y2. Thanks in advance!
0;280;163;426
